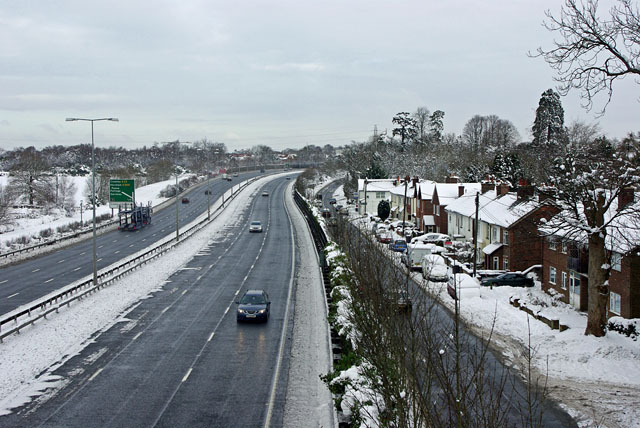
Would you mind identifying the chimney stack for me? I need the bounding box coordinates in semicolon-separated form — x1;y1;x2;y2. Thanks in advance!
497;183;510;197
517;184;535;200
481;182;495;194
446;174;458;184
458;185;465;197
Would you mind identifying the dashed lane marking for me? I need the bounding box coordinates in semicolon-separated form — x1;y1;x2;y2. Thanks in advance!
182;368;192;383
132;332;142;341
57;259;65;264
80;252;86;255
161;307;169;314
0;279;7;284
88;368;103;382
98;245;104;249
73;267;81;272
32;268;40;273
115;250;120;254
207;332;215;342
7;293;19;299
44;278;54;283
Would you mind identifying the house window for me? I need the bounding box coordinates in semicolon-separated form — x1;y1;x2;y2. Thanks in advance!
549;240;557;251
503;256;509;271
492;227;498;243
549;266;557;285
376;192;385;198
611;253;622;272
561;241;568;254
503;230;509;244
486;226;490;239
493;256;499;270
610;292;621;315
561;271;567;290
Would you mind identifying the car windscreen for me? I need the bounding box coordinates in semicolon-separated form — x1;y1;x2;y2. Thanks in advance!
251;221;261;226
240;294;266;305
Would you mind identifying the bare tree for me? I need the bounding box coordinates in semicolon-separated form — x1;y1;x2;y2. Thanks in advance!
413;107;431;142
534;0;640;113
0;183;13;223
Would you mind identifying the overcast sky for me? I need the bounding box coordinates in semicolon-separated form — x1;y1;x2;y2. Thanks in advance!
1;0;637;152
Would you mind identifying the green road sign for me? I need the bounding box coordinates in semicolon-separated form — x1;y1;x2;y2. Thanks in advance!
109;179;135;207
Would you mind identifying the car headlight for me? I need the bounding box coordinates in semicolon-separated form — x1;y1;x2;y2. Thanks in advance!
237;309;245;314
258;309;266;314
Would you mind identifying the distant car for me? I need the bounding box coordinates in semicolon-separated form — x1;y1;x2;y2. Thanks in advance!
448;273;481;300
181;197;190;203
329;198;337;205
204;190;211;195
249;220;263;233
236;290;270;322
335;204;343;211
322;208;331;218
389;239;407;252
377;232;393;244
233;173;238;177
286;177;291;180
481;273;534;288
411;233;451;245
227;177;233;181
262;191;269;197
421;254;448;282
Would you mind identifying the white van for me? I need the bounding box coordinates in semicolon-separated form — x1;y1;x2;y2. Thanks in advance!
421;254;448;282
401;243;434;270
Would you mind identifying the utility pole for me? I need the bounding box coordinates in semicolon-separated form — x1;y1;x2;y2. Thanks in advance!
175;174;179;241
402;175;410;238
363;178;368;216
473;192;479;278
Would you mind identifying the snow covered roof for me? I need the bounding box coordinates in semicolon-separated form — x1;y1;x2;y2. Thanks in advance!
434;183;482;204
540;192;640;254
357;179;397;192
482;243;503;255
445;190;539;228
418;181;436;200
423;215;435;226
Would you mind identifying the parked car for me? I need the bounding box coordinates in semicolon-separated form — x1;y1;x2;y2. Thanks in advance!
329;198;337;204
411;233;451;246
401;243;434;270
236;290;270;322
335;204;343;211
480;273;534;287
421;254;448;282
389;239;407;252
181;197;190;203
233;173;238;177
204;190;211;195
249;220;263;233
262;191;269;197
377;231;393;244
447;273;481;300
322;208;331;218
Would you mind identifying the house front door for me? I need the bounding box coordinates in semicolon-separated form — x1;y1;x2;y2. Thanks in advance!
569;272;581;309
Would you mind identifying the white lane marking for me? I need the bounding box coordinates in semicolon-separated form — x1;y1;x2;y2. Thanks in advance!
73;267;82;272
224;307;229;315
207;332;215;342
7;293;19;299
88;368;103;382
181;290;188;296
161;307;169;314
44;278;54;283
235;289;240;296
112;240;118;243
129;244;134;248
0;279;7;284
142;239;146;242
80;252;86;255
115;250;120;254
32;268;40;273
57;259;65;264
181;368;193;382
98;245;104;249
97;258;102;262
132;332;142;341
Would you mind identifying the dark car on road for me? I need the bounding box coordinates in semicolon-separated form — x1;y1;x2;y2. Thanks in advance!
181;197;189;203
329;198;337;204
481;273;534;288
236;290;270;322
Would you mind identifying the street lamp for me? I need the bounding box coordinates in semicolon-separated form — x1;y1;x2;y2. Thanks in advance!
65;117;119;287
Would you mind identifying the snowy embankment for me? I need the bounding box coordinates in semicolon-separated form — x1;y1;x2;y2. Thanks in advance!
0;173;284;415
327;183;640;428
0;174;194;253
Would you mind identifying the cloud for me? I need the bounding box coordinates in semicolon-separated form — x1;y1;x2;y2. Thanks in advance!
259;62;326;72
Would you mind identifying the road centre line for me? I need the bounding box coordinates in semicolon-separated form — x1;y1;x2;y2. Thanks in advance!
0;280;7;284
115;250;120;254
32;268;40;273
181;290;188;296
161;307;169;314
44;278;54;283
7;293;19;299
224;307;229;315
79;252;86;255
207;332;215;342
73;267;81;272
57;259;65;264
132;332;142;341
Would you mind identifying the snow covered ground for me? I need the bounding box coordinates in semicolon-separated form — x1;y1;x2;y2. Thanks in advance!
327;183;640;428
0;173;194;252
0;172;327;419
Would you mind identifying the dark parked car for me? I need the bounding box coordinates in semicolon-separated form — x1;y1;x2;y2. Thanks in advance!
322;208;331;218
236;290;270;322
481;273;534;288
181;197;189;203
329;198;337;205
204;190;211;195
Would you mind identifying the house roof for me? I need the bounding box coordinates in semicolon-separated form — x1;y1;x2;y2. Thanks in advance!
357;179;397;192
540;192;640;254
445;190;539;229
482;243;503;255
434;183;482;205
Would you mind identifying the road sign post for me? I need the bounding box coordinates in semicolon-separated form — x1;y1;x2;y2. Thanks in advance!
109;179;135;208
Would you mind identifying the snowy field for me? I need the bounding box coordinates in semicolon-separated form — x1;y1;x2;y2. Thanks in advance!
328;183;640;428
0;172;334;425
0;173;194;252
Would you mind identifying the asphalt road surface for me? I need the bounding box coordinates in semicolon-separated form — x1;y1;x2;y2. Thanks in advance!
0;172;261;316
1;175;297;427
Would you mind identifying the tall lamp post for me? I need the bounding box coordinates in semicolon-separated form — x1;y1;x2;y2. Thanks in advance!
65;117;119;287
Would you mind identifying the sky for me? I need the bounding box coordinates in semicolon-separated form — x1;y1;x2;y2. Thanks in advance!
0;0;637;152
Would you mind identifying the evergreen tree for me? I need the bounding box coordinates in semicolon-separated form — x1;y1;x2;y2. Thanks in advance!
377;200;391;221
532;89;565;149
490;153;523;186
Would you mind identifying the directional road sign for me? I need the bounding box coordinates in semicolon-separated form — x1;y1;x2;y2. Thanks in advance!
109;179;135;208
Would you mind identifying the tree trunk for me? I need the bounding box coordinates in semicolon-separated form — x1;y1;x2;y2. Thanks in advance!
585;232;609;337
